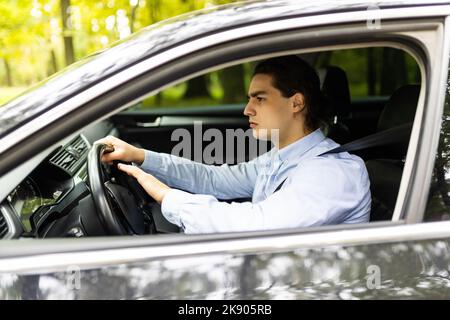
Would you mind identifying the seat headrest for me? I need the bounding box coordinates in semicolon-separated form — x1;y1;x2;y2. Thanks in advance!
318;66;351;117
377;84;420;132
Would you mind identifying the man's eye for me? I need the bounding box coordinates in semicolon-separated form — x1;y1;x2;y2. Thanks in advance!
256;97;264;102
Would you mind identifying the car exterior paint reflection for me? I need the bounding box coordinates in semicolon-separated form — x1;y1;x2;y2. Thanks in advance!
1;239;450;299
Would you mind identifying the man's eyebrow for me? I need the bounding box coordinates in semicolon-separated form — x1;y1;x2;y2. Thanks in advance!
247;90;267;98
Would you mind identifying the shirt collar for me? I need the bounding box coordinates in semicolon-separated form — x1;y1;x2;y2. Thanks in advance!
276;128;326;163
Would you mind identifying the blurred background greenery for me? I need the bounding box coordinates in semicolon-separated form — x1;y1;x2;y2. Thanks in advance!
0;0;241;105
0;0;420;108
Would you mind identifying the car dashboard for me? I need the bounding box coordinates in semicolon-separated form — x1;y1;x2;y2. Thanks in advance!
0;121;116;239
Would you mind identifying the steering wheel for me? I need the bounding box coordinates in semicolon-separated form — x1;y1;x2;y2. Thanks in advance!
87;143;149;235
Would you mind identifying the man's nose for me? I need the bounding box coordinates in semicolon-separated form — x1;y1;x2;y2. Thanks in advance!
243;101;255;116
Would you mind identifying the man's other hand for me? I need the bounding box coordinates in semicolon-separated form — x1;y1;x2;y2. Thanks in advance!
117;163;171;203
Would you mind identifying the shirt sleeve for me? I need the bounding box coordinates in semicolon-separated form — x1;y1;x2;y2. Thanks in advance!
160;157;371;234
137;150;262;200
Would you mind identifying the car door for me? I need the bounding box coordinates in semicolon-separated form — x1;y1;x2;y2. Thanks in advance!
2;223;450;299
1;4;450;300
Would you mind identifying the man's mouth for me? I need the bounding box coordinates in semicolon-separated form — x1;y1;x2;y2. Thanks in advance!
249;121;258;128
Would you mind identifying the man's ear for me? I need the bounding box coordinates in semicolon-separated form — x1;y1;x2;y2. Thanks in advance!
291;93;305;114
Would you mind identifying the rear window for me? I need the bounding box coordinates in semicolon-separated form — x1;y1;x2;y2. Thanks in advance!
315;47;420;99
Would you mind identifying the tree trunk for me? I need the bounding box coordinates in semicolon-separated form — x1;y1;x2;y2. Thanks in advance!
184;75;211;99
48;48;58;76
380;48;407;95
367;48;376;95
155;92;162;106
148;0;160;23
129;0;140;33
60;0;75;66
3;58;13;87
219;65;246;103
380;48;394;95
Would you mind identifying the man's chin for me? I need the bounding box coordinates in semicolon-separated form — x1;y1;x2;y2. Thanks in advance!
252;128;270;141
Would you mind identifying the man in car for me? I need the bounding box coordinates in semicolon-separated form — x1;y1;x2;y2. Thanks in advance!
97;55;371;233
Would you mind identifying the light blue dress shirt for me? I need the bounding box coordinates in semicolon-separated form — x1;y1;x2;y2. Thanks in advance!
139;129;371;234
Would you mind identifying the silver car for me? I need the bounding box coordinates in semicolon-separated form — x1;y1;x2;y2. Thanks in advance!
1;0;450;299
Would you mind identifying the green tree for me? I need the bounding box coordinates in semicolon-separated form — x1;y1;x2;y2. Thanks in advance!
60;0;75;66
0;0;241;105
218;65;246;103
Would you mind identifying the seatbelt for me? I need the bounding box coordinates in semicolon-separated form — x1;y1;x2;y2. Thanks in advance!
274;122;413;192
320;122;412;156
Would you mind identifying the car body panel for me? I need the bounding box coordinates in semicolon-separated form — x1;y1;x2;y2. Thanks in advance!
1;236;450;299
2;221;450;299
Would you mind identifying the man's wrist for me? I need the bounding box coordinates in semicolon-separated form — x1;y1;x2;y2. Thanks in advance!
133;148;145;165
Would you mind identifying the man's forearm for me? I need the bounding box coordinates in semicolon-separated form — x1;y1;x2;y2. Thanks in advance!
139;150;255;199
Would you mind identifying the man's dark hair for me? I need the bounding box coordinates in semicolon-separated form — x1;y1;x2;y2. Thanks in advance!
253;55;326;131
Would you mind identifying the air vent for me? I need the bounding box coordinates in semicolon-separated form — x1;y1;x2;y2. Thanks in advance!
0;212;8;238
50;136;88;175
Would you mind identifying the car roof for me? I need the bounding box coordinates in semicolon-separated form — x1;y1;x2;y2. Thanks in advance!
0;0;447;139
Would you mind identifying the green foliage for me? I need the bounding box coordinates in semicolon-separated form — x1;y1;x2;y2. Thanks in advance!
0;1;421;108
0;86;27;105
319;47;420;98
0;0;239;102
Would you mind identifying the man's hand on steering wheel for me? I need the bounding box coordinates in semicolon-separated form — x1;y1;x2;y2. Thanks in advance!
96;135;145;165
95;136;172;204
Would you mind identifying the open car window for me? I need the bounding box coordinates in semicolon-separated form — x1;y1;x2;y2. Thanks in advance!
115;45;422;223
1;16;440;241
0;44;424;240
